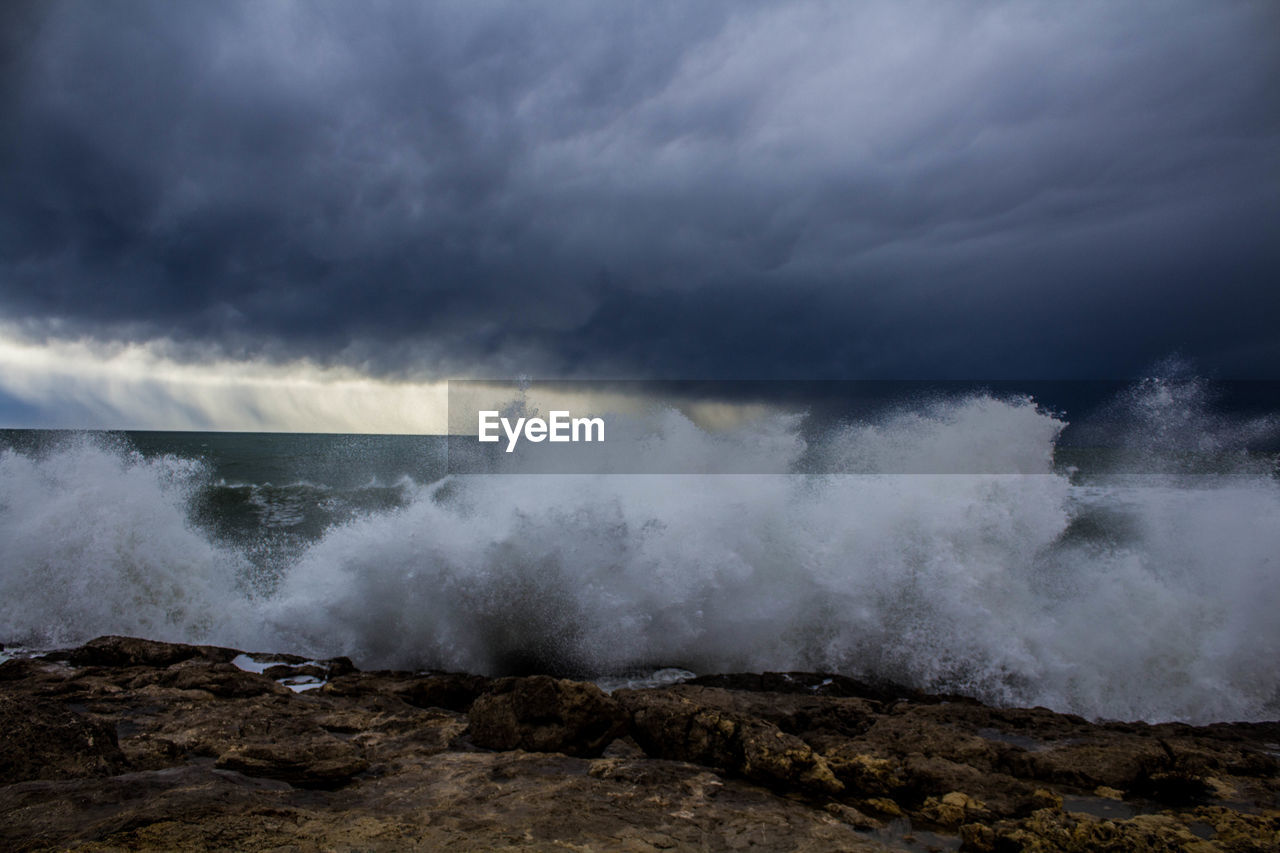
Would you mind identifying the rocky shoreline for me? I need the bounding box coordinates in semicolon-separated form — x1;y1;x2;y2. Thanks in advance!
1;636;1276;851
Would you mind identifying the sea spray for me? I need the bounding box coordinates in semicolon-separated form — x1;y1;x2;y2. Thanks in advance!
0;383;1277;724
0;433;254;648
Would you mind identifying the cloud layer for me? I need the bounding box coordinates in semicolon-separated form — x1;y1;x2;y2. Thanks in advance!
3;0;1278;391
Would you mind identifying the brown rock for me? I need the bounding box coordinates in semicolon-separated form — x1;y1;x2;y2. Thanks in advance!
821;747;904;797
631;682;879;739
0;752;891;852
918;790;988;829
215;735;369;788
972;806;1280;852
686;670;941;705
402;671;490;711
617;689;844;796
1;649;1276;851
468;675;627;757
322;670;489;711
0;692;127;783
66;635;239;668
1025;740;1169;791
129;661;290;698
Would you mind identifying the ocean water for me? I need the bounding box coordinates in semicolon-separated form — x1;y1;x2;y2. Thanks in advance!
1;377;1277;724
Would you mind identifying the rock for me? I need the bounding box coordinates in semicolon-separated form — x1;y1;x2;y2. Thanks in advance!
617;689;844;796
468;675;627;757
629;683;879;739
254;655;357;680
0;692;127;783
686;671;946;706
320;670;416;698
240;651;311;665
0;752;890;852
0;648;1276;851
862;797;904;817
1032;788;1063;810
215;736;369;788
0;765;302;851
967;806;1280;853
403;671;490;711
66;635;239;668
263;663;328;680
0;656;46;681
324;656;358;677
130;661;290;698
918;790;988;828
821;748;903;797
1024;740;1169;791
601;735;647;759
823;801;883;830
322;670;489;711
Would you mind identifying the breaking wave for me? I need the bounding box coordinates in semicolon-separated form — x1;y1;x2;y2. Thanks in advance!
1;379;1277;723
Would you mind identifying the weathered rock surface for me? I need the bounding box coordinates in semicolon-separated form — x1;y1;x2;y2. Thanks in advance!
64;634;240;668
0;692;127;783
322;668;490;711
469;674;628;757
0;636;1276;851
617;686;846;795
215;735;370;788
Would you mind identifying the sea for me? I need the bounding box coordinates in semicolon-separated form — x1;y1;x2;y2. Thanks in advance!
2;375;1278;724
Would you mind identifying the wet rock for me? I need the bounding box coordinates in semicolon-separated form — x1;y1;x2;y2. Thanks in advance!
322;670;489;711
403;671;490;711
469;675;627;757
129;661;290;698
633;683;879;739
320;670;416;698
1032;788;1064;810
820;746;904;797
239;651;311;665
0;765;303;851
255;655;357;680
215;735;369;788
66;635;239;668
617;689;844;796
0;656;47;682
0;692;127;783
263;663;328;680
0;649;1276;851
823;801;884;830
1192;806;1280;851
323;655;358;677
601;734;647;759
918;790;988;829
1023;740;1170;791
817;711;1044;819
687;671;946;705
962;806;1280;852
0;752;890;852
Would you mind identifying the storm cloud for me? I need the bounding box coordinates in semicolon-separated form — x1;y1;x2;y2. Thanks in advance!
3;0;1278;383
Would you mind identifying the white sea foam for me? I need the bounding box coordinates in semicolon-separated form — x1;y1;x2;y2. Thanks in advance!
230;653;327;692
0;435;255;648
1;385;1277;723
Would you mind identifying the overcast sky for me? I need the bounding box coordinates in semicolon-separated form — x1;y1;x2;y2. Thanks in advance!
1;0;1277;429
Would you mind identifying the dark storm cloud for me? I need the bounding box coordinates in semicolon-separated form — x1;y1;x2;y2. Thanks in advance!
2;0;1277;379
